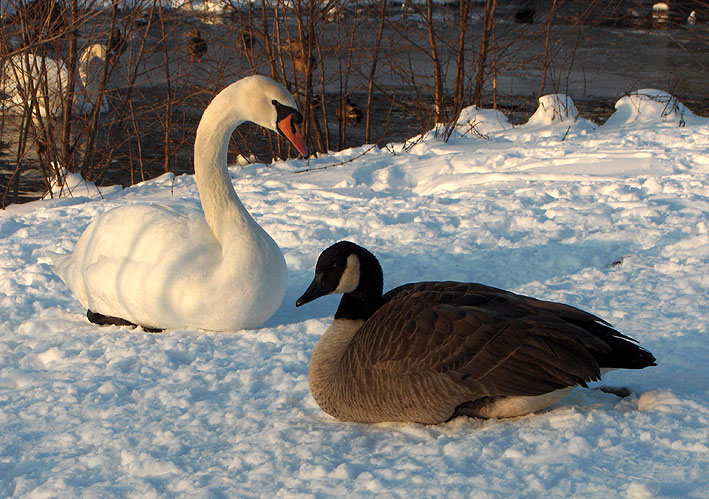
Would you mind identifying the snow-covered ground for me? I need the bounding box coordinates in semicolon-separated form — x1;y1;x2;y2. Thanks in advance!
1;89;707;497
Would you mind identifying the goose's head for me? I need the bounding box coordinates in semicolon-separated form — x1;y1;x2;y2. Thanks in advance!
217;75;308;157
297;241;383;319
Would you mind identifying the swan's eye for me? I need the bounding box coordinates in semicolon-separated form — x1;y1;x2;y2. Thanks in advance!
273;100;301;129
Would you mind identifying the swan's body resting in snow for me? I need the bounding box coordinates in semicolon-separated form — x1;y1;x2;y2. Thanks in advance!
54;75;308;331
296;241;656;423
1;43;111;117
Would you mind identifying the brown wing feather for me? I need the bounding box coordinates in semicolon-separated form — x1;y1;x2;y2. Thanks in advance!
346;282;614;398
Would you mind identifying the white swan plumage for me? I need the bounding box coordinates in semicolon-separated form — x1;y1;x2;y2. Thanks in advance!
1;43;110;117
77;43;110;113
53;75;308;331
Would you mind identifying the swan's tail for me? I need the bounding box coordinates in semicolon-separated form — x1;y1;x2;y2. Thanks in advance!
47;251;72;285
49;250;89;309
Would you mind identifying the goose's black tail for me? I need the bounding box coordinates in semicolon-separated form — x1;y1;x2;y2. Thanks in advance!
583;320;656;369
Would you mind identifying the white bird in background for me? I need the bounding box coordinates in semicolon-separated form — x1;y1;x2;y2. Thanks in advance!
1;43;111;118
54;75;309;332
78;43;110;113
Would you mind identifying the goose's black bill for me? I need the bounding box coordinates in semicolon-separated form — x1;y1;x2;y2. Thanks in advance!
296;277;329;307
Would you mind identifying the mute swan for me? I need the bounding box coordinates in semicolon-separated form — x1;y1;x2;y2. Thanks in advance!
1;43;111;117
54;75;308;332
296;241;656;423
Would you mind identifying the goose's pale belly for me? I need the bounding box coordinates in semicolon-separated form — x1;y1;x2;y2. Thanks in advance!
469;388;575;419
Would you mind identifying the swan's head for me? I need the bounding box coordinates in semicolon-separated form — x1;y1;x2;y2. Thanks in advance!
79;44;108;67
296;241;383;308
228;75;309;157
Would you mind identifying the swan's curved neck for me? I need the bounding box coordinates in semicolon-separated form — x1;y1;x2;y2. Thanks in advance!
194;94;254;242
76;46;110;113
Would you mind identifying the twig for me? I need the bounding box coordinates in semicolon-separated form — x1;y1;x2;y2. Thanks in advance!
294;144;379;173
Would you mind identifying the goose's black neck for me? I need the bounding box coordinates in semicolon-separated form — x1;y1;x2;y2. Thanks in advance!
334;245;384;321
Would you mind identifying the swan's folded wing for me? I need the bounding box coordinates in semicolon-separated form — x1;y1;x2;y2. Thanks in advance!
348;284;612;397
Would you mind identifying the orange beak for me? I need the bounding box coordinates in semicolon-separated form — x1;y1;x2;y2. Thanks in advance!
277;113;309;157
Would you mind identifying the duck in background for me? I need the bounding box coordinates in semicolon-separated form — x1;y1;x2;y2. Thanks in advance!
107;28;127;65
235;28;256;53
294;51;317;75
186;28;208;63
283;37;317;75
335;96;362;123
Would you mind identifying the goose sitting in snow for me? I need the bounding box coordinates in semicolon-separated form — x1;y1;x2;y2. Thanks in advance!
296;241;656;423
54;75;308;331
1;43;112;117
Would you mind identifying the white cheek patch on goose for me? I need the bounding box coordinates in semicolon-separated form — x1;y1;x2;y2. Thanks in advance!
334;254;360;293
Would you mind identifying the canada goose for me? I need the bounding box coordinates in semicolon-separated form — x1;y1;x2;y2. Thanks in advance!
296;241;657;424
186;28;208;63
53;76;308;332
